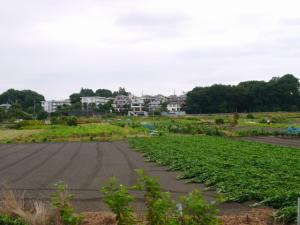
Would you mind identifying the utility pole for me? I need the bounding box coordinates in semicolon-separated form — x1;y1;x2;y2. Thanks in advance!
33;100;36;119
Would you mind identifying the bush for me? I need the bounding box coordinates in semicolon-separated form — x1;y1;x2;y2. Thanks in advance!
19;120;43;127
101;170;220;225
214;118;224;125
0;215;28;225
101;177;136;225
37;110;48;120
180;190;220;225
233;112;239;120
50;116;78;126
66;116;78;126
258;118;267;124
51;182;81;225
270;116;286;123
246;114;255;119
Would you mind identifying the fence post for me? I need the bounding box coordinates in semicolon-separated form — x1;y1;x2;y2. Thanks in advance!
298;198;300;225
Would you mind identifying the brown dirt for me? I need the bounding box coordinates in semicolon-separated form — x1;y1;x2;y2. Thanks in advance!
240;136;300;148
81;208;275;225
0;141;257;215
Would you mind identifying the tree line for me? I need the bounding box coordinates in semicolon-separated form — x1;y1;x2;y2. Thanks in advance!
185;74;300;113
0;89;46;121
0;74;299;121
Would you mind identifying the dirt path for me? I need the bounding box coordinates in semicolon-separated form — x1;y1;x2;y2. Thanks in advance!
0;141;250;214
240;136;300;148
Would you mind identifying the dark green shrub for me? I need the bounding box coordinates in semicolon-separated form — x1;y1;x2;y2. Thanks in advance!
246;114;255;119
50;116;64;125
259;118;267;124
214;118;224;125
66;116;78;126
0;215;28;225
37;110;48;120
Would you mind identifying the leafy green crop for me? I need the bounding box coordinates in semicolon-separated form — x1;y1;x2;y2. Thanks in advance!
0;215;28;225
129;135;300;222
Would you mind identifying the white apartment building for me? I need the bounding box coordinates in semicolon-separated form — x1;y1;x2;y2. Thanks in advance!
81;96;111;106
41;99;71;113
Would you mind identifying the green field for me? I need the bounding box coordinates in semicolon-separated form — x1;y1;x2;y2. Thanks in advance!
129;135;300;221
0;123;144;143
1;111;300;144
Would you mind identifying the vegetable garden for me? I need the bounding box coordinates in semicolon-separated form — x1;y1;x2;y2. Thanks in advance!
129;135;300;222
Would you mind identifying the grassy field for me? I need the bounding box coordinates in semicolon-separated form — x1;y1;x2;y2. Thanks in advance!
1;111;300;143
0;123;145;143
129;135;300;221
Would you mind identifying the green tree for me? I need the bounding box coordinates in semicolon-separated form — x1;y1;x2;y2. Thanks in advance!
186;74;300;113
69;93;82;104
80;88;94;96
0;89;44;112
113;87;129;96
37;110;48;120
95;89;113;97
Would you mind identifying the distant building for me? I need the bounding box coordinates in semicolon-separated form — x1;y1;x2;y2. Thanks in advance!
167;102;182;112
112;95;131;111
141;94;167;103
130;97;144;112
148;100;161;112
0;103;11;110
41;100;71;113
81;96;111;106
128;96;148;116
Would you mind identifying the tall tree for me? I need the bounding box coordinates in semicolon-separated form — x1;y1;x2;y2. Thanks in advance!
0;89;44;112
186;74;300;113
95;89;113;97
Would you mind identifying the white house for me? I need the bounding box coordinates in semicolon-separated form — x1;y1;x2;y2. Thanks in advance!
130;97;144;112
167;102;182;112
81;96;111;106
41;99;71;113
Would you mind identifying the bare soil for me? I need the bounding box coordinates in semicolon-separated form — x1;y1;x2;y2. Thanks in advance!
0;141;259;216
240;136;300;148
81;208;275;225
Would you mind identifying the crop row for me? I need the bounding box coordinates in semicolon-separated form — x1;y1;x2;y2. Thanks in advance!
129;135;300;222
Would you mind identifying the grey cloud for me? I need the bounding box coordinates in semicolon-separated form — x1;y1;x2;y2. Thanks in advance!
116;12;189;37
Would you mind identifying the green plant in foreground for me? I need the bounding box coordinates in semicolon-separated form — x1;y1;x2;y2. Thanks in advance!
0;215;28;225
50;182;81;225
101;177;136;225
180;190;220;225
135;169;166;225
101;171;220;225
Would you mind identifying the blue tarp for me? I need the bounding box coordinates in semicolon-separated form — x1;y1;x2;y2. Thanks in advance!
286;126;300;134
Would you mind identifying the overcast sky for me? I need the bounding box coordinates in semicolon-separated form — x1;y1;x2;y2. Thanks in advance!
0;0;300;99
